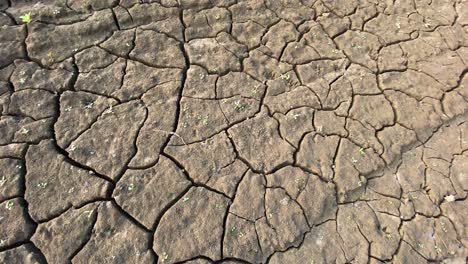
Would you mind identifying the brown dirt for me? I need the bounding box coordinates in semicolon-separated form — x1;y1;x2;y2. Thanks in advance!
0;0;467;263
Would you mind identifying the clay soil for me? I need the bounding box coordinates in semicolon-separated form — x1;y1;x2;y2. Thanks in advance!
0;0;467;263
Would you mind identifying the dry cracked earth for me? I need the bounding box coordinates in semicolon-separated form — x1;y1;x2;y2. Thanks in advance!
0;0;467;263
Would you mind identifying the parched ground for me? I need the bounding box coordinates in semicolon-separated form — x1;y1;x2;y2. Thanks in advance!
0;0;467;263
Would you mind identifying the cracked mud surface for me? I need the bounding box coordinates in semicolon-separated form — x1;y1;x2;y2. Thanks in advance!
0;0;467;263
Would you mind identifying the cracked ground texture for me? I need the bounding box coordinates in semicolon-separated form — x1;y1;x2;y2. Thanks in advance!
0;0;467;263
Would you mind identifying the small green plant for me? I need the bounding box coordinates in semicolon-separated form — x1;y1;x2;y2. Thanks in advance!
127;183;135;192
0;176;5;187
20;13;32;23
279;73;290;81
162;252;169;261
37;182;48;189
5;201;14;210
182;197;189;202
358;148;365;156
19;127;30;134
234;101;246;112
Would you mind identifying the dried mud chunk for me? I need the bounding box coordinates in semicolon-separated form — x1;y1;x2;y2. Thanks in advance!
185;37;243;74
282;41;320;65
443;90;468;119
114;3;178;29
296;59;348;85
346;119;383;154
183;65;217;98
0;158;23;202
74;58;126;97
229;0;279;27
153;187;230;263
244;49;293;81
0;244;46;264
424;124;461;163
335;30;381;72
118;61;183;100
338;202;400;261
367;172;402;199
73;202;155;263
415;0;457;27
441;199;468;247
0;25;26;67
217;72;266;100
344;63;381;94
100;29;135;57
184;7;231;40
378;44;407;72
231;21;265;49
377;124;417;164
171;97;228;144
219;96;260;124
129;81;181;167
223;214;262;263
317;12;350;37
364;14;413;44
130;30;185;68
55;91;118;149
451;154;468;195
260;20;299;59
412;50;465;89
265;0;314;25
301;21;345;59
140;17;184;42
228;116;295;173
0;198;35;250
31;204;98;263
0;117;27;145
205;160;248;198
75;46;117;72
334;139;385;202
349;95;394;130
297;175;337;225
264;86;321;114
274;107;314;147
401;215;463;261
26;10;116;65
25;140;110;222
269;221;346;264
230;170;265;221
257;188;309;256
13;117;54;144
11;60;74;93
314;110;347;136
68;0;118;11
321;0;358;16
166;132;235;184
266;166;309;200
393;241;428;264
385;91;444;141
406;190;440;216
67;100;147;180
115;156;191;229
296;133;339;181
8;89;57;120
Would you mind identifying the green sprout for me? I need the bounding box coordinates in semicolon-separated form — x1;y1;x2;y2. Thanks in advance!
280;73;291;81
5;201;14;210
127;183;135;192
358;148;365;156
182;197;189;202
37;182;48;189
20;13;32;24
